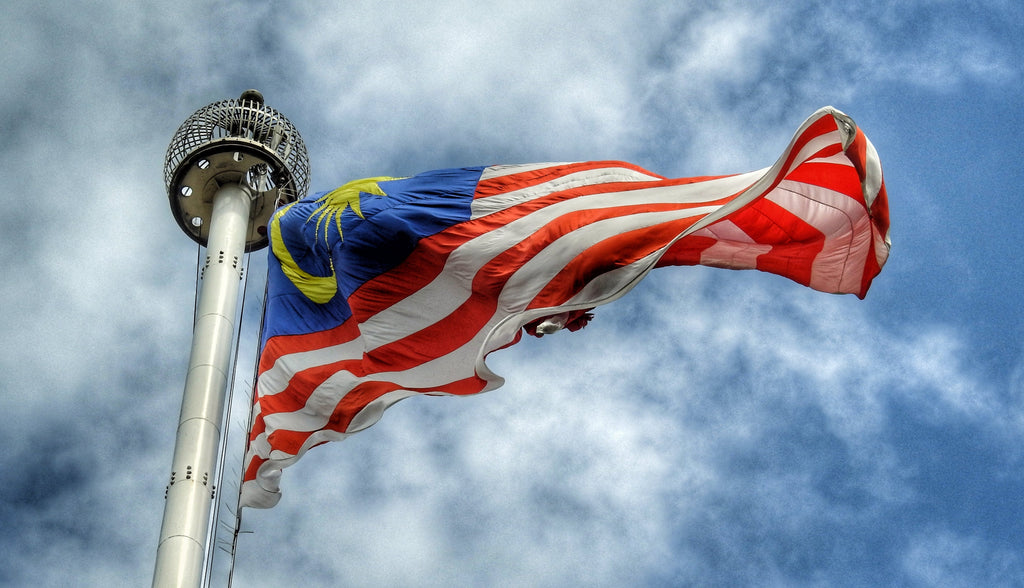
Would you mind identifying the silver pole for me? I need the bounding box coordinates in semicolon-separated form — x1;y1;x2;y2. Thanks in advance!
153;184;252;588
159;91;309;586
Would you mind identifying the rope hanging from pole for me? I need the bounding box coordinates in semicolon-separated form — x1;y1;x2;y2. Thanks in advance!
202;250;253;587
224;272;269;588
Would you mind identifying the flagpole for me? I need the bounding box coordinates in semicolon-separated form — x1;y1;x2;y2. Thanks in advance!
154;183;252;587
156;91;309;588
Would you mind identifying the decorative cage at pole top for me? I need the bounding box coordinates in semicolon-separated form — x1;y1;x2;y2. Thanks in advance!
164;90;311;251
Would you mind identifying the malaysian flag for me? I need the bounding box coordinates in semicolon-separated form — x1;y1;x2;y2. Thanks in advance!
241;106;890;508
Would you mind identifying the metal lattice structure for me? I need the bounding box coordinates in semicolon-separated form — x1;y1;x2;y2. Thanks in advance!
164;90;310;251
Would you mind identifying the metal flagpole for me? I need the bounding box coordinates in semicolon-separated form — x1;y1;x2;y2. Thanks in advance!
156;91;309;588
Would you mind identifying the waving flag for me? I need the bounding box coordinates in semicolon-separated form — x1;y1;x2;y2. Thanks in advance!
241;106;890;508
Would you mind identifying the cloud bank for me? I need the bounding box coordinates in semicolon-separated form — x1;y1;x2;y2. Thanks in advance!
1;0;1022;586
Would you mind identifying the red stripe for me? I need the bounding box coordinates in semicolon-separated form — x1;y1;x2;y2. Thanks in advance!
259;316;361;372
527;213;713;310
658;234;720;267
783;160;861;199
243;453;267;482
347;164;672;314
262;375;490;455
746;197;826;287
473;161;671;199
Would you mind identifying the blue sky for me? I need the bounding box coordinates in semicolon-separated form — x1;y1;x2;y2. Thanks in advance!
2;1;1023;586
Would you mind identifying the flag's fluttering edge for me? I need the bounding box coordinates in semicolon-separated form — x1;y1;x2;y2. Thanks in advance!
240;107;890;508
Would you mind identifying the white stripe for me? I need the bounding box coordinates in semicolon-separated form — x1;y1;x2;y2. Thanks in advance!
790;130;844;175
695;221;771;270
471;165;666;219
768;178;871;293
261;368;360;433
862;136;884;208
479;162;572;180
259;338;364;397
811;151;856;168
258;387;415;445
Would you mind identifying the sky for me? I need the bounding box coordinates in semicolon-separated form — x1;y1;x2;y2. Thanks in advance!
2;0;1023;586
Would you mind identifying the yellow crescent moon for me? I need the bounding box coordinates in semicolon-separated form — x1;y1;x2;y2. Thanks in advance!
270;176;401;303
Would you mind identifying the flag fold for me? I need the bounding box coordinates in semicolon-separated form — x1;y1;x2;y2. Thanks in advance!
241;106;890;508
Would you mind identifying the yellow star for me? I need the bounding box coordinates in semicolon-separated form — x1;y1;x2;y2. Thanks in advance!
309;176;399;243
271;176;400;304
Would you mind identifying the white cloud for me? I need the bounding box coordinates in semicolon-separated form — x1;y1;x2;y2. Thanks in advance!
277;0;663;177
2;0;1023;585
902;528;1024;588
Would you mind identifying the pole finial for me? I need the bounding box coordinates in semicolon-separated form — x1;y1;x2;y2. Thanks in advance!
239;89;264;105
163;91;310;251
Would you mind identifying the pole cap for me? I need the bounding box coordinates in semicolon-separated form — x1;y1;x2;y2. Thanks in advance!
164;91;310;251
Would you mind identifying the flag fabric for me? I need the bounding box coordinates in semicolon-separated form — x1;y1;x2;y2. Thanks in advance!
240;106;890;508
